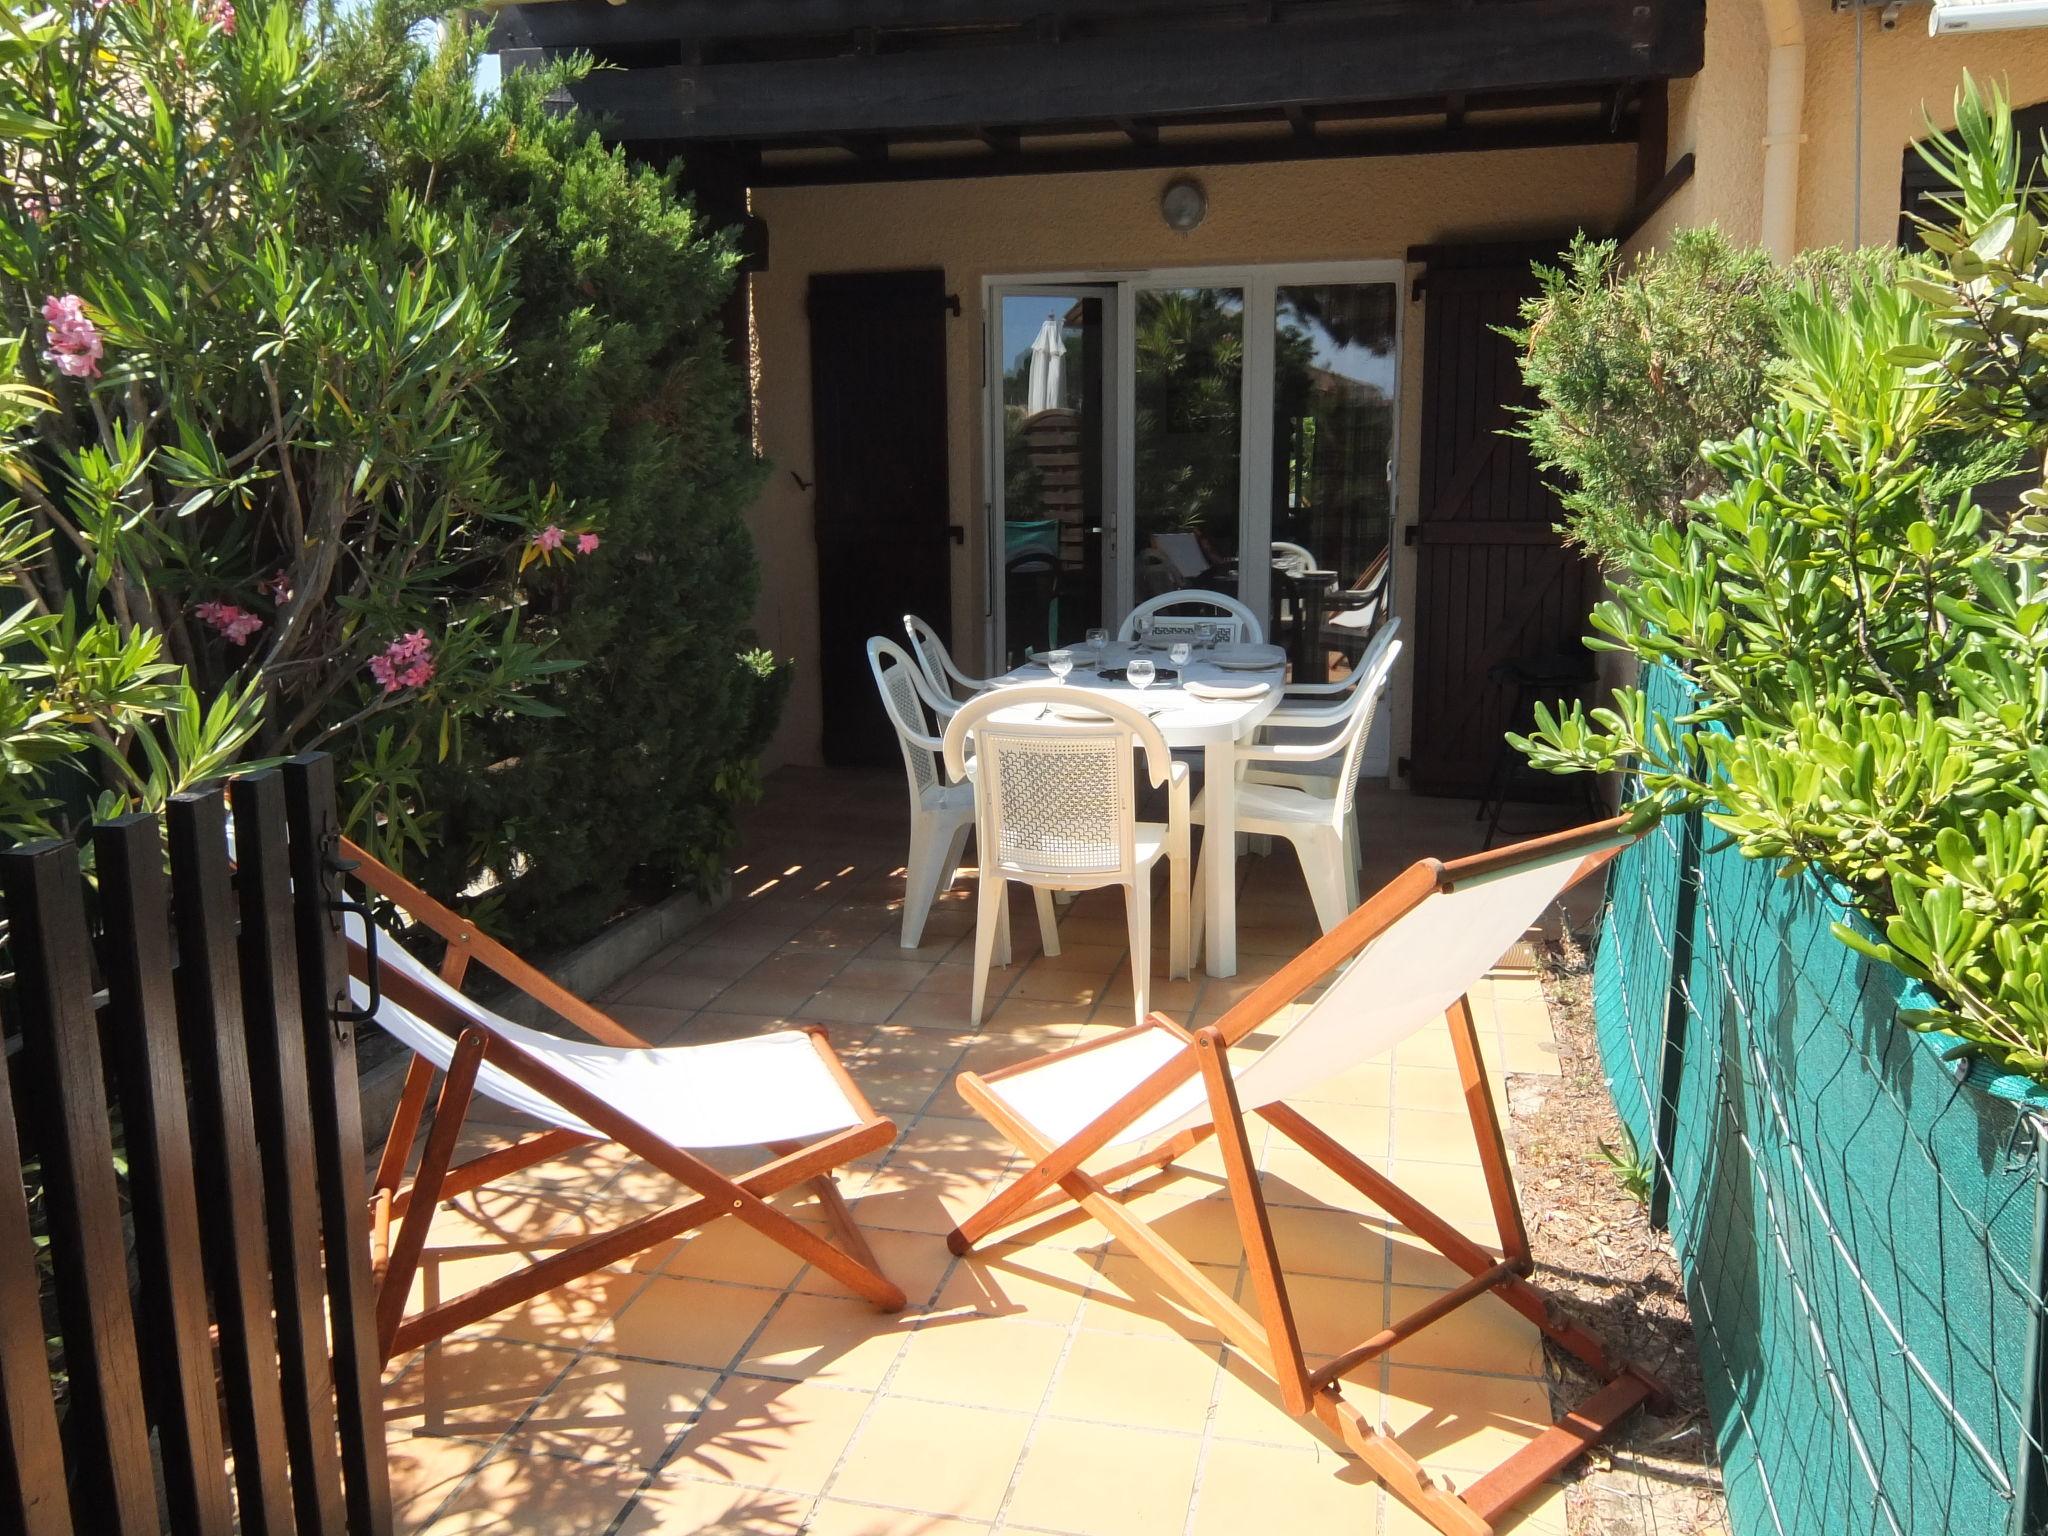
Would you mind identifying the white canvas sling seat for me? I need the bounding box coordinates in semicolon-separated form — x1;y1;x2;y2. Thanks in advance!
354;920;866;1149
337;838;906;1367
946;821;1666;1536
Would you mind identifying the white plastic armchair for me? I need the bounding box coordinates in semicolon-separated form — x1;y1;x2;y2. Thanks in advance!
1264;619;1402;727
904;613;988;714
869;637;976;949
1195;637;1403;934
1119;590;1266;647
944;687;1193;1026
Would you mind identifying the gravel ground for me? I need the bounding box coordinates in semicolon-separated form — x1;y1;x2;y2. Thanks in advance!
1505;928;1731;1536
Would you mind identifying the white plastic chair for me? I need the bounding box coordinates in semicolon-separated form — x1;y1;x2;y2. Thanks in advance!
944;687;1193;1027
1119;590;1266;647
904;613;987;714
1263;618;1402;727
1194;637;1403;934
868;637;976;949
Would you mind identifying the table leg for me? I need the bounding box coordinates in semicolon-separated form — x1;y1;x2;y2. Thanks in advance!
1203;738;1238;977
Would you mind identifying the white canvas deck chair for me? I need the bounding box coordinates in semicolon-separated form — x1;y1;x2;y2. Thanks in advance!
338;840;906;1365
948;820;1664;1536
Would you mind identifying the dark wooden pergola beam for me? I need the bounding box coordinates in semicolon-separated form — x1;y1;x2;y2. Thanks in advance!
746;115;1638;188
555;1;1704;144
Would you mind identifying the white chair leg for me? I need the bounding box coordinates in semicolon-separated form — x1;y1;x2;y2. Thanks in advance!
1034;887;1062;957
1341;815;1362;912
1292;828;1353;934
1190;837;1208;964
943;821;972;900
971;874;1008;1024
1167;850;1191;982
1124;878;1153;1027
900;816;953;949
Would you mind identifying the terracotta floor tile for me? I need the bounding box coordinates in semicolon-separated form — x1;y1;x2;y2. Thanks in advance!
385;1338;576;1440
1078;1254;1234;1343
835;957;939;991
802;986;913;1026
1392;1108;1488;1166
614;1477;813;1535
1108;1189;1245;1268
888;1316;1066;1411
1293;1059;1399;1108
984;996;1092;1031
1188;1437;1377;1536
1265;1205;1393;1284
660;1217;817;1291
1386;1066;1469;1114
1381;1364;1552;1475
734;1291;919;1389
930;1241;1098;1324
385;1426;490;1531
1385;1285;1543;1375
1043;1330;1220;1433
1496;1033;1565;1074
607;1277;782;1369
1258;1145;1385;1213
792;1226;957;1309
1002;1418;1201;1536
666;1376;872;1492
413;1447;645;1535
885;990;976;1030
403;1249;646;1350
508;1354;718;1469
802;1500;988;1535
619;970;734;1011
829;1399;1031;1522
844;1159;999;1235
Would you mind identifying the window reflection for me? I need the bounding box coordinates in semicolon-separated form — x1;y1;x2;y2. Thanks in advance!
1134;288;1244;601
1270;283;1398;680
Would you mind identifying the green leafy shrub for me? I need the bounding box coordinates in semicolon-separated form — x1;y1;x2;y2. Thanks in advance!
1515;82;2048;1079
0;0;596;864
337;9;780;945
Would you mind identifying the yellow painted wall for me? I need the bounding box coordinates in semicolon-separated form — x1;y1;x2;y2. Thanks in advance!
1633;0;2048;257
748;146;1638;768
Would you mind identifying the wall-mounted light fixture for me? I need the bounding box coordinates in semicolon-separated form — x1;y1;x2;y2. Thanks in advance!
1930;0;2048;33
1160;177;1207;234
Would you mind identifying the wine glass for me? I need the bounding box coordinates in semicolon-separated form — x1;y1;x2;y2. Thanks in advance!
1085;626;1109;656
1168;642;1192;672
1135;617;1154;652
1047;649;1073;685
1127;657;1156;693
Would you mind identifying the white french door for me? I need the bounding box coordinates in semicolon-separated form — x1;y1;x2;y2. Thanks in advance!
986;263;1401;674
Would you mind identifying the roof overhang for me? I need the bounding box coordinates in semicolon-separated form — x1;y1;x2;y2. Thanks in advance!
489;0;1706;186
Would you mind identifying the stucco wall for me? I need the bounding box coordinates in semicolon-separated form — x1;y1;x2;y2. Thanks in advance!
1633;0;2048;257
747;145;1638;769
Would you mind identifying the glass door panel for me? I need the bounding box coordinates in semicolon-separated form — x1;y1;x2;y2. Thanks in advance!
994;290;1108;670
1133;287;1244;606
1269;282;1398;680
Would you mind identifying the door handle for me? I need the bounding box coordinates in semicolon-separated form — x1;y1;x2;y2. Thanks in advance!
947;524;965;546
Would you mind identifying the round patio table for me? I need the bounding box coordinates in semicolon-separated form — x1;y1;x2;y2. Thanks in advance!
987;640;1286;977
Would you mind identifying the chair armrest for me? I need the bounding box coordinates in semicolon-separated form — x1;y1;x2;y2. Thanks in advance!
1234;733;1343;766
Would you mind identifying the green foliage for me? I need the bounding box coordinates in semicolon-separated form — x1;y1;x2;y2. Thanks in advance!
1597;1126;1653;1207
1515;81;2048;1080
1507;228;1981;566
337;8;779;945
0;0;595;863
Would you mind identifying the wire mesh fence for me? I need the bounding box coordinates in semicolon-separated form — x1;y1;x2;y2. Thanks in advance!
1591;665;2048;1536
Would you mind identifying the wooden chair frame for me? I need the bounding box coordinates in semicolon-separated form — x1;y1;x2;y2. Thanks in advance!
339;839;906;1365
948;821;1665;1536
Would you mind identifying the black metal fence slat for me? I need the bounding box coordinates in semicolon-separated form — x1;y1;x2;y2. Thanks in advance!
0;842;160;1536
0;980;74;1536
93;815;237;1536
165;788;298;1536
285;753;397;1536
233;772;351;1536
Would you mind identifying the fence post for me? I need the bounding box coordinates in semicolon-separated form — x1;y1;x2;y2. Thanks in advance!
285;754;397;1536
1648;800;1702;1232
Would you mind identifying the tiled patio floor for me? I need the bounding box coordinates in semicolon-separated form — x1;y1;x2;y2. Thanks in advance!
384;771;1588;1536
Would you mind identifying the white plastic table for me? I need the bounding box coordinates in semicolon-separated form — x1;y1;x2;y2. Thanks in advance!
988;642;1286;977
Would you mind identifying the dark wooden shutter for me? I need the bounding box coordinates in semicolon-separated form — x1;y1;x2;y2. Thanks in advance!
1407;244;1594;798
809;269;955;766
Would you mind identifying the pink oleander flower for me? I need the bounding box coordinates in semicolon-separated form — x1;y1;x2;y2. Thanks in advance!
19;192;51;224
531;524;565;553
41;294;102;380
204;0;233;33
258;569;293;605
576;532;601;555
194;600;263;646
368;630;435;694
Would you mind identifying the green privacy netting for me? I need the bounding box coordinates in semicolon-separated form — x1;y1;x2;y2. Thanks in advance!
1590;665;2048;1536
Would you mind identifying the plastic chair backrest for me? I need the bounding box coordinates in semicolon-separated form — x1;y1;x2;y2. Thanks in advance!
1121;589;1266;646
943;685;1173;882
1330;638;1403;805
904;613;981;703
868;637;948;798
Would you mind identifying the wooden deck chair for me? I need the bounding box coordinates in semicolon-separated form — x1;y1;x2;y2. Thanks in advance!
947;820;1664;1536
336;840;906;1365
